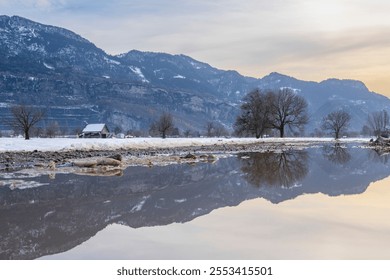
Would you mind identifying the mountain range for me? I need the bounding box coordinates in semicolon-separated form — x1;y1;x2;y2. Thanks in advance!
1;15;390;134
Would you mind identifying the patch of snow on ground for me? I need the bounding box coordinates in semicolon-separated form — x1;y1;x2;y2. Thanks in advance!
104;56;121;65
129;66;149;83
0;137;370;153
43;62;55;70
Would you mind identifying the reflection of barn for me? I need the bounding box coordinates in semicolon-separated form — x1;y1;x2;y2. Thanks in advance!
80;124;110;138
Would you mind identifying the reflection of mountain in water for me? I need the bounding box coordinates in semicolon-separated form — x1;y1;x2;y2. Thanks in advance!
1;146;390;259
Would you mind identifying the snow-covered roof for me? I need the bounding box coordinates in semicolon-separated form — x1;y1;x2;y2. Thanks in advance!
82;123;107;133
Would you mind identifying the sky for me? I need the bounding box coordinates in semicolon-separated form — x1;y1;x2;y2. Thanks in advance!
1;0;390;96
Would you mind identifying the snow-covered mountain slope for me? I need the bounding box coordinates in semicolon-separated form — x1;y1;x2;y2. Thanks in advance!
1;15;390;134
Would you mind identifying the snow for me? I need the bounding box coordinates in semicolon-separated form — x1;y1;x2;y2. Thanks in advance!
129;66;149;83
103;56;121;65
0;137;370;153
280;86;301;93
130;195;150;213
82;123;106;133
43;62;55;70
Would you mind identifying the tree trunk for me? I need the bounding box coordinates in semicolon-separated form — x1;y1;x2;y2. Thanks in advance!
25;129;30;140
279;126;284;138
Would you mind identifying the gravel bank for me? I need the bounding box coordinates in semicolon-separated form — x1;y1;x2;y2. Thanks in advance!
0;137;369;174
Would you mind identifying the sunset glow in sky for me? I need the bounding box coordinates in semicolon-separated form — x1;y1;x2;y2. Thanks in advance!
2;0;390;96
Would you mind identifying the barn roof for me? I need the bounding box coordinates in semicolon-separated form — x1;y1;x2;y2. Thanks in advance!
82;123;108;133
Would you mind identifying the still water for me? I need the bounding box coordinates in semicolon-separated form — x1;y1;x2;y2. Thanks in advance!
1;144;390;259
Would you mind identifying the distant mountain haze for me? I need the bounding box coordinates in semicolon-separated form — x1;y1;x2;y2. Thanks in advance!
1;15;389;135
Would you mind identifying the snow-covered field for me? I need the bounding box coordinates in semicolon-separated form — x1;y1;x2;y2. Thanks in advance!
0;137;370;153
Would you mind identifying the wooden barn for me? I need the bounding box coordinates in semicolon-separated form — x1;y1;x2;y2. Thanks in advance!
80;123;110;138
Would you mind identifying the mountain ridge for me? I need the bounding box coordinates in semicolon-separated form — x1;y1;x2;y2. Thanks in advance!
1;15;389;135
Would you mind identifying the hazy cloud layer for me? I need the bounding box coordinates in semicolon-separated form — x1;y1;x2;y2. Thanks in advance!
2;0;390;95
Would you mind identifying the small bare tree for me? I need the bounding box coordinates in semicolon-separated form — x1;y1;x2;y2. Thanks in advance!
10;105;45;140
321;110;351;139
367;110;389;137
45;121;60;138
150;112;174;139
206;121;229;137
205;121;215;137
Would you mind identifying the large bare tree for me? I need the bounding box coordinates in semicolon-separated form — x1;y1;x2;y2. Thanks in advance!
234;89;272;138
321;110;351;139
10;105;45;140
269;88;309;138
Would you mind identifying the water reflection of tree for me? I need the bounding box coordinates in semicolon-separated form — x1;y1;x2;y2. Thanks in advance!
322;144;351;165
239;150;308;188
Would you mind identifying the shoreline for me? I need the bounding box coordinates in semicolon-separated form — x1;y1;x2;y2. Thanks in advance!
0;137;371;175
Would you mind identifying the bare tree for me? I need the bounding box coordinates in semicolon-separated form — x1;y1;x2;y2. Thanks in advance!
10;105;45;140
235;88;308;138
269;88;308;138
45;121;60;138
321;110;351;139
183;129;191;138
150;112;174;139
206;121;229;137
205;121;215;137
234;89;272;138
213;123;229;137
367;110;389;137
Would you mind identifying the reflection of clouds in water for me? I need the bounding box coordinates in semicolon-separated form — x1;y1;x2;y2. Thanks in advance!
50;177;390;260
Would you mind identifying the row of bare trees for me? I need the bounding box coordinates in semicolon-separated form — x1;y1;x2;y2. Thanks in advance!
7;95;390;140
148;112;229;138
234;88;355;139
